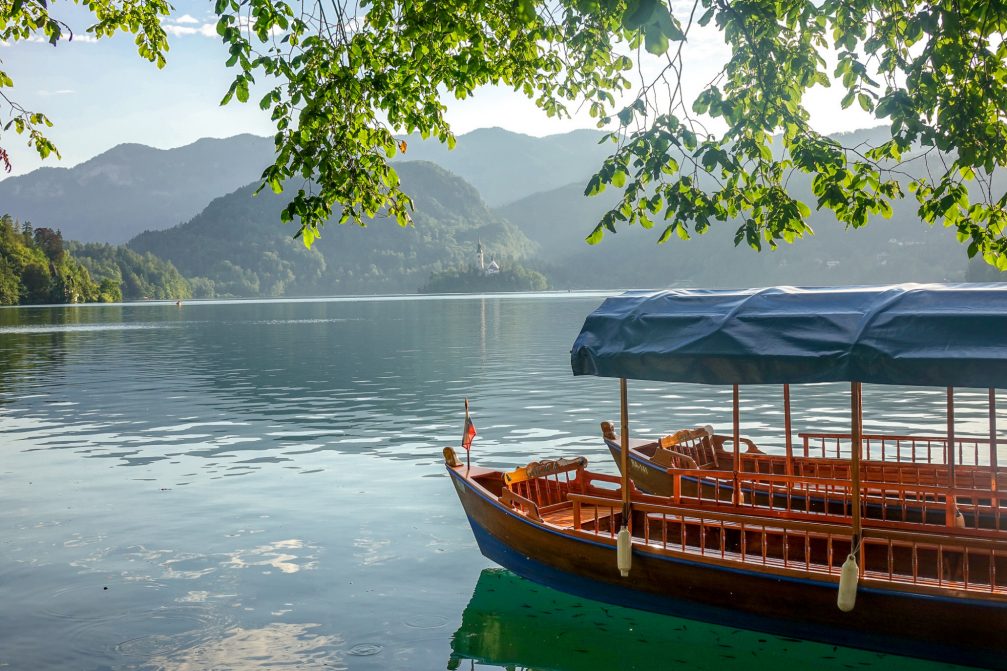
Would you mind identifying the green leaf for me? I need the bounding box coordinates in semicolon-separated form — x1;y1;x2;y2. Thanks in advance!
622;0;657;31
644;24;669;55
585;224;606;245
653;4;684;41
236;78;249;103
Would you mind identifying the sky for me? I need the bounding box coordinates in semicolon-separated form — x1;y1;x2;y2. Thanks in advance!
0;0;878;178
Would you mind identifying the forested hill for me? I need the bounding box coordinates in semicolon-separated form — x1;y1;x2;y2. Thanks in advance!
0;135;275;243
128;161;537;297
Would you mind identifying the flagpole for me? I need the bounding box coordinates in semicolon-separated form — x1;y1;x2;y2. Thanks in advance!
465;398;471;473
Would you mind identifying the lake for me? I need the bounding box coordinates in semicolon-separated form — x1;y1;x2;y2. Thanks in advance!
0;294;992;670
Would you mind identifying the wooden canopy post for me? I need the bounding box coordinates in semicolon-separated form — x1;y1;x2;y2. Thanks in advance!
784;384;793;477
851;382;862;547
947;386;957;527
620;377;631;525
990;388;998;493
733;384;741;506
616;377;634;576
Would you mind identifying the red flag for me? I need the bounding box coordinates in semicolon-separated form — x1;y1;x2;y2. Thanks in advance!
462;399;477;451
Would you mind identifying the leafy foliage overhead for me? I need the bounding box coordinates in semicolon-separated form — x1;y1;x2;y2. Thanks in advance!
5;0;1007;268
211;0;1007;267
0;0;170;168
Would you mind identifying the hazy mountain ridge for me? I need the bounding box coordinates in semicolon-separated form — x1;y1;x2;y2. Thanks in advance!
0;127;613;245
498;126;991;288
3;125;1002;296
0;135;276;243
396;127;611;206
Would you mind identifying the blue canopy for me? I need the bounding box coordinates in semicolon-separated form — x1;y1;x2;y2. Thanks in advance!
570;284;1007;388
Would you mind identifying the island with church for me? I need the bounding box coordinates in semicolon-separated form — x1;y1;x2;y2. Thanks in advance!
419;241;549;293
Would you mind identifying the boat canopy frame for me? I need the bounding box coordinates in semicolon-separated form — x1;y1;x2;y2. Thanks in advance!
571;285;1006;544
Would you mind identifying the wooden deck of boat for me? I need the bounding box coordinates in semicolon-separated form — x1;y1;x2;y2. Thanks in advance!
542;504;618;533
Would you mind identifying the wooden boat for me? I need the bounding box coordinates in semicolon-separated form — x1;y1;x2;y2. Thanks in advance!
447;285;1007;668
604;425;1007;530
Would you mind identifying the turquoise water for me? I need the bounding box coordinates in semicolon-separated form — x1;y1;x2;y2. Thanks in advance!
0;294;995;670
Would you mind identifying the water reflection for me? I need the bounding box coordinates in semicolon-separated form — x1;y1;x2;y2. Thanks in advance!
2;296;1003;478
449;570;968;671
1;295;1003;670
144;622;345;671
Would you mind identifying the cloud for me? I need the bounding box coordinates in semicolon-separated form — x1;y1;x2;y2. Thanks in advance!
2;33;97;46
162;16;282;39
37;89;76;96
163;22;217;37
236;16;285;38
174;14;201;24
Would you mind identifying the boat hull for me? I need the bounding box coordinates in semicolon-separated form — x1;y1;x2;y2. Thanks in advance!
450;466;1007;669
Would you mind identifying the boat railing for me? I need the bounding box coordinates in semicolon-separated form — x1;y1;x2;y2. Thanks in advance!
799;431;1000;467
501;461;632;528
500;488;543;522
667;468;1005;533
565;492;1007;596
505;457;592;510
736;454;1007;495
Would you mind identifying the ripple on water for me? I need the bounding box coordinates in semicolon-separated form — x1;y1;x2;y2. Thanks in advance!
37;579;165;623
403;614;449;629
347;642;383;656
24;579;232;666
111;604;234;660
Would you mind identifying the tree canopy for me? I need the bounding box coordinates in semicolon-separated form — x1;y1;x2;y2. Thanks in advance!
0;0;170;168
0;215;105;303
5;0;1007;268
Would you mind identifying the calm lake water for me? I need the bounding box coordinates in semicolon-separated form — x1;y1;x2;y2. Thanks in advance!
0;294;998;670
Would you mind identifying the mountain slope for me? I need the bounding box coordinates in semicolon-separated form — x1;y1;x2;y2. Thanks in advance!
399;127;611;206
0;135;275;243
128;161;537;296
0;128;613;243
497;170;973;289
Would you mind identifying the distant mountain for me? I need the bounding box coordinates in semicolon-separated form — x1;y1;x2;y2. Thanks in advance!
398;127;611;206
0;128;614;244
128;161;537;297
497;181;623;252
0;135;275;243
498;151;978;289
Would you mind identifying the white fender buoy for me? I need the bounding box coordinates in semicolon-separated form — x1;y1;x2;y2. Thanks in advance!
955;507;966;528
617;526;632;577
837;553;859;612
